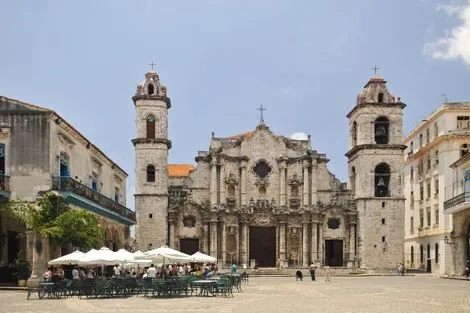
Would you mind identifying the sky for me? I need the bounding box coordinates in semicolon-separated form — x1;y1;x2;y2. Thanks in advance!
1;0;470;212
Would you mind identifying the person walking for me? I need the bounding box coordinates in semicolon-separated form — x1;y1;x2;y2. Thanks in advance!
324;266;331;282
309;263;317;281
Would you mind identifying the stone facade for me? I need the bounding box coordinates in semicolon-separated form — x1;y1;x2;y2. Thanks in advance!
134;70;408;269
346;75;406;269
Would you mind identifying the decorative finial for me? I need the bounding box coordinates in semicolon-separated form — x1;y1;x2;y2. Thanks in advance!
442;94;449;103
257;105;267;123
373;65;380;75
211;131;215;138
149;62;156;71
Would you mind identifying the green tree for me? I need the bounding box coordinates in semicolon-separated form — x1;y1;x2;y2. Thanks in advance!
2;192;104;250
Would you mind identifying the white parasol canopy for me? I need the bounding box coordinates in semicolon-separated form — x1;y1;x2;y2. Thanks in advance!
79;247;119;266
190;251;217;263
141;246;192;263
48;250;84;265
115;248;134;262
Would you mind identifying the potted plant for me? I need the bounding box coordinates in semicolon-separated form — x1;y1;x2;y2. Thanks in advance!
12;251;30;287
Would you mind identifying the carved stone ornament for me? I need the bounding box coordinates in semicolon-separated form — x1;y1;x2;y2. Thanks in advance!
224;173;239;186
287;173;303;186
250;213;274;227
58;132;75;147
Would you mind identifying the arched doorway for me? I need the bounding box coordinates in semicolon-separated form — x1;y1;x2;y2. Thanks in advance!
466;222;470;262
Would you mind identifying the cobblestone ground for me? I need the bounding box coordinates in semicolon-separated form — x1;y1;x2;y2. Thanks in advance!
1;276;469;313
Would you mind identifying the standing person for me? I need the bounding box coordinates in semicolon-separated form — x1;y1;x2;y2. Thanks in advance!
72;266;79;280
464;259;470;279
231;263;238;274
309;263;317;281
147;264;157;278
113;264;121;277
324;266;331;282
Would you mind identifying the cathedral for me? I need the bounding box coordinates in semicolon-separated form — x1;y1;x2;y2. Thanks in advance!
133;69;406;269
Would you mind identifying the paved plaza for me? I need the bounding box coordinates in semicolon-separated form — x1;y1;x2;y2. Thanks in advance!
0;276;469;313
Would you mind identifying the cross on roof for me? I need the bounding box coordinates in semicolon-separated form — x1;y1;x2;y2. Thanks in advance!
373;65;380;75
149;62;156;71
257;105;267;123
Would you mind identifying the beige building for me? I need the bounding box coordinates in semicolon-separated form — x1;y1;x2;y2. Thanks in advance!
403;102;470;275
134;69;406;269
0;96;134;282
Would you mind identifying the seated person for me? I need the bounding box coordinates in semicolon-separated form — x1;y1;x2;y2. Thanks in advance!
295;270;303;281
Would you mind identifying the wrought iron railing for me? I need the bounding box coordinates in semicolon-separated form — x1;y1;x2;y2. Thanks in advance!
443;192;470;210
52;176;135;222
0;174;10;192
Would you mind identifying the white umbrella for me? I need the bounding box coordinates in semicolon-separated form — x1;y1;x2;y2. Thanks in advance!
142;246;192;263
191;251;217;263
48;250;84;265
79;247;119;266
115;248;134;262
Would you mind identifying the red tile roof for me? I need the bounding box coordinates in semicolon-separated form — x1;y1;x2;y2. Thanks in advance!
168;164;195;177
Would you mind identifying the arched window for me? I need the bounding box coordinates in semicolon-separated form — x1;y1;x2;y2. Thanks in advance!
375;163;390;197
59;153;69;177
91;172;99;191
420;244;424;264
378;92;384;103
146;115;156;139
350;166;356;195
435;243;439;263
461;144;469;157
411;246;414;265
147;165;155;182
148;84;155;95
374;117;389;144
352;121;357;146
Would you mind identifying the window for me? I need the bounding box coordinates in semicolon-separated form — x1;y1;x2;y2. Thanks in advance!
149;214;153;219
114;187;120;202
418;160;423;176
374;163;390;197
427;156;431;171
253;160;272;179
419;209;424;227
433;123;438;137
374;117;389;144
410;191;414;209
410;217;414;234
378;92;384;103
419;133;423;147
352;121;357;146
435;150;439;165
148;84;154;95
381;218;385;225
457;116;470;129
420;245;424;264
147;165;155;182
183;216;196;228
434;177;439;195
382;236;386;242
351;166;356;195
419;183;424;200
411;246;414;264
435;243;439;263
461;144;469;157
426;182;431;199
60;153;69;177
146;115;156;139
0;143;4;174
410;141;414;153
382;201;385;208
91;173;98;192
434;205;439;225
426;207;431;227
427;244;431;259
426;128;430;144
410;166;414;181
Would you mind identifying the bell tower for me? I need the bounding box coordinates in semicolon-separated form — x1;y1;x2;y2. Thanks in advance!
132;67;171;251
346;74;406;269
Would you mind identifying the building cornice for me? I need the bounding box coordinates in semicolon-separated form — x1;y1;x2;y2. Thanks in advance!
345;144;406;158
131;138;172;149
346;102;406;119
132;95;171;109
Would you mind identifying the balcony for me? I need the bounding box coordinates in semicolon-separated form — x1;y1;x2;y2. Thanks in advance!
444;192;470;214
52;176;135;225
0;174;10;199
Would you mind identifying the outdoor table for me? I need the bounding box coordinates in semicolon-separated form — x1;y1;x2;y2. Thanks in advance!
192;280;216;297
38;282;62;299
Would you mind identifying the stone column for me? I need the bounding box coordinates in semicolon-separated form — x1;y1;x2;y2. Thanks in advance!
240;161;247;206
279;161;286;206
302;221;309;267
311;159;317;205
28;236;50;287
210;219;218;259
168;220;175;248
210;158;218;207
203;223;209;253
278;220;286;267
310;222;318;262
318;222;323;265
240;220;248;266
221;221;226;266
220;159;225;205
348;223;356;268
303;160;309;206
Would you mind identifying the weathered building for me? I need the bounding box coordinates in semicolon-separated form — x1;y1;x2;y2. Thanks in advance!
0;96;134;282
404;102;470;275
134;69;406;269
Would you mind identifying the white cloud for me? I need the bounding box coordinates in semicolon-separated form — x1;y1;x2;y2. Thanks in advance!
424;2;470;65
289;132;309;140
